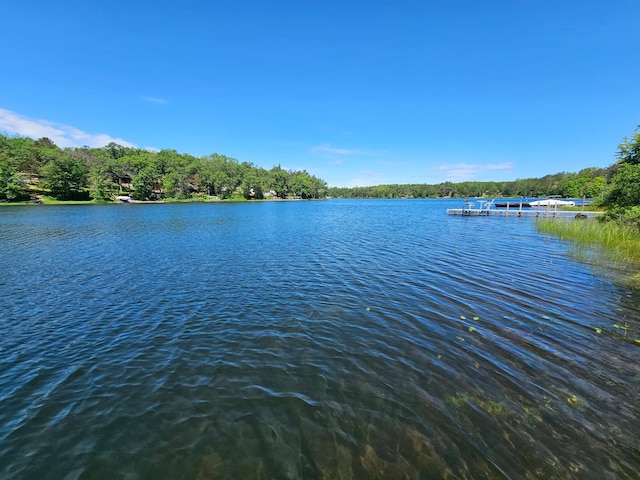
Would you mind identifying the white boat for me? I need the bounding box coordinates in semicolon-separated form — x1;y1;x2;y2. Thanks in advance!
529;199;575;207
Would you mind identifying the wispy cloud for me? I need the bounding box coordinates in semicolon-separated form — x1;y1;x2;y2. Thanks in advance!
485;162;515;171
433;161;515;182
0;107;136;148
310;143;370;155
141;96;168;104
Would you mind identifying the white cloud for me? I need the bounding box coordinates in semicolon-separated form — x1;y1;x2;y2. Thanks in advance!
485;162;515;171
433;161;515;182
0;107;136;148
310;143;369;155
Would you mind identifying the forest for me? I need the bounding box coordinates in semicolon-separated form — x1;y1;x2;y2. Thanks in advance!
1;128;638;214
326;168;609;200
0;135;328;202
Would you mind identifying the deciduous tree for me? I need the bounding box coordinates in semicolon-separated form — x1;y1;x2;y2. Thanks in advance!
41;156;89;200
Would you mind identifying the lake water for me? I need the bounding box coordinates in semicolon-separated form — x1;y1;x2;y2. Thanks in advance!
0;199;638;479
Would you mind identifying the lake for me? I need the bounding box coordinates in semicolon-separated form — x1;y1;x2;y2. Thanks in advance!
0;199;638;479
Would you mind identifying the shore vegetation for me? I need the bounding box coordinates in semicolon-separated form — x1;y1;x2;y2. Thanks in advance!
327;167;608;200
537;217;640;287
536;126;640;287
2;123;640;286
0;135;327;203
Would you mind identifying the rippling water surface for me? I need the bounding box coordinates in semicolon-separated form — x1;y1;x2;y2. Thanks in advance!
1;199;639;479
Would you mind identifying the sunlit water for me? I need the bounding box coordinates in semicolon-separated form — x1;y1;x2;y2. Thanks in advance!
1;199;638;479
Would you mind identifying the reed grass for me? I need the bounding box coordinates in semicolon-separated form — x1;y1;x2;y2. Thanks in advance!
536;218;640;288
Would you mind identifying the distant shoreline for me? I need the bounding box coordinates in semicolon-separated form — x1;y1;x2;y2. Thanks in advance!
0;196;327;206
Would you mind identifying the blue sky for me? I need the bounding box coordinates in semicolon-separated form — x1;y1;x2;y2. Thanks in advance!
1;0;639;187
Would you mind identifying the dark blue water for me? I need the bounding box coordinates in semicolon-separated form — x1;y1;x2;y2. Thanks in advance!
1;199;638;479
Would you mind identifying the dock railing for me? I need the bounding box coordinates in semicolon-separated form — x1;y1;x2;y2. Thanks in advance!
448;199;603;218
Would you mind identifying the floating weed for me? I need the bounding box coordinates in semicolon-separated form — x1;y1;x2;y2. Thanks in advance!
595;328;602;334
460;315;466;320
468;326;476;333
449;392;508;419
450;392;564;437
613;323;629;336
472;316;479;321
456;336;465;342
450;393;467;407
521;405;544;425
566;395;586;411
480;399;505;417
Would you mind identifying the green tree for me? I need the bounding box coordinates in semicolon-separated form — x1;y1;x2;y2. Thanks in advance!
240;174;263;199
1;135;36;172
564;173;606;199
131;165;159;200
602;127;640;208
88;164;114;202
586;176;606;199
41;156;89;200
616;126;640;165
192;157;218;196
0;151;29;200
269;166;289;198
310;175;327;199
163;169;191;199
602;163;640;208
289;173;313;198
104;142;133;160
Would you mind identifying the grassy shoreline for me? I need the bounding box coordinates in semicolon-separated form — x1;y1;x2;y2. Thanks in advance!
536;218;640;288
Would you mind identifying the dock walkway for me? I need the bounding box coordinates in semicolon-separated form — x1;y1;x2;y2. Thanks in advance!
447;200;603;218
447;208;602;218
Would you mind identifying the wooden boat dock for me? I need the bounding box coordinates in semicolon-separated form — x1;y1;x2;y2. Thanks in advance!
447;200;604;218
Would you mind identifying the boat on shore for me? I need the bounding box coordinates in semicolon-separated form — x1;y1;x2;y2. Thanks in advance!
529;199;575;207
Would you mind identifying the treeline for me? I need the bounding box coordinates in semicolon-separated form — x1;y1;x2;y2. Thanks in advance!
327;168;610;200
2;126;639;214
0;135;327;202
598;126;640;228
332;124;640;230
330;125;640;230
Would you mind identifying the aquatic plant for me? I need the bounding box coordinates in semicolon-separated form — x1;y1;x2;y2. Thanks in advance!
536;218;640;288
